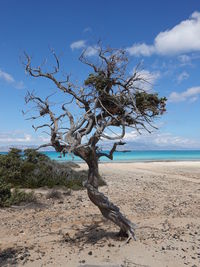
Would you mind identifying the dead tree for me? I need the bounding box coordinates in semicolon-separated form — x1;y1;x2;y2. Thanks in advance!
24;46;166;242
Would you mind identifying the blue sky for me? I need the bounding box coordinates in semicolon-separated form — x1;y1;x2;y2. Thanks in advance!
0;0;200;149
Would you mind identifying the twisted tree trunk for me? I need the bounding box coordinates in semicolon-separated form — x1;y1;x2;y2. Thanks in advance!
85;153;136;242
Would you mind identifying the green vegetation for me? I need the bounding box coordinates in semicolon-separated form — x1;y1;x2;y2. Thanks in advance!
0;180;36;207
0;148;92;207
0;180;11;205
0;148;88;189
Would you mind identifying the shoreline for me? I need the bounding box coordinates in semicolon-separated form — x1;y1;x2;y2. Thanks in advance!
57;159;200;164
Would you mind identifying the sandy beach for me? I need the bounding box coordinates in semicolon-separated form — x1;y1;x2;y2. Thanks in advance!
0;161;200;267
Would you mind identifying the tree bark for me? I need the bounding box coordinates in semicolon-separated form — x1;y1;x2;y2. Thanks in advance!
84;152;136;242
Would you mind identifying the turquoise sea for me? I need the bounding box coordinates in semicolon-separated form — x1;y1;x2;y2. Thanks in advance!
2;150;200;162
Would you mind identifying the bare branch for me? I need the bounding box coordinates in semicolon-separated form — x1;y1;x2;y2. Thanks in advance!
24;45;166;156
35;143;53;151
97;141;126;160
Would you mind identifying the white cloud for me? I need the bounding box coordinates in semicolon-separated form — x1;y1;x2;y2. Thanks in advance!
134;69;160;91
70;40;98;57
178;54;192;65
70;40;86;50
1;129;199;150
122;130;200;149
0;69;24;89
103;125;200;149
127;11;200;56
0;69;15;83
127;43;155;57
83;27;92;33
169;86;200;102
139;70;160;83
84;45;98;56
0;131;50;145
0;132;32;143
123;130;138;141
176;71;189;83
38;135;50;143
189;96;198;103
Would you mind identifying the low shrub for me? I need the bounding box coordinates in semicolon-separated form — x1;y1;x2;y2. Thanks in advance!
6;189;36;206
46;189;63;199
0;148;105;191
0;179;36;207
0;180;11;206
0;149;88;189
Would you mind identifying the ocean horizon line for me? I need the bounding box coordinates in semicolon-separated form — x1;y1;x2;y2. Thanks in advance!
2;149;200;152
2;150;200;162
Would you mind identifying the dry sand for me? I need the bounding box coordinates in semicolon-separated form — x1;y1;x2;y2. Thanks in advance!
0;161;200;267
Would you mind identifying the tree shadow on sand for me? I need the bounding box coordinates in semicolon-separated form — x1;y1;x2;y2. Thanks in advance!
0;247;30;266
62;220;125;246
